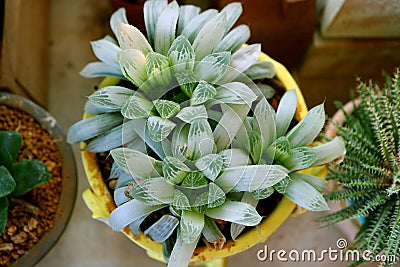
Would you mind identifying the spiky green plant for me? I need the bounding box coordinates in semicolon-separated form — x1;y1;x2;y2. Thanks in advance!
321;69;400;266
67;1;345;267
0;131;50;233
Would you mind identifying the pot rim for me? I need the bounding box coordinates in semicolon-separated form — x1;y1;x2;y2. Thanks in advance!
0;91;78;267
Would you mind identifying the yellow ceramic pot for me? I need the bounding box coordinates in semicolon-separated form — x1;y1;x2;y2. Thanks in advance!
81;52;324;267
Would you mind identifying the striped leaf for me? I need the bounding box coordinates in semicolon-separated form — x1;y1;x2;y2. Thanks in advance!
187;119;215;160
253;98;276;151
220;2;243;34
244;61;276;80
110;8;128;37
207;183;226;208
116;23;153;54
252;187;274;200
276;89;298;137
230;192;258;240
247;130;263;164
282;147;317;171
194;52;231;83
129;177;174;205
291;173;327;193
117;49;147;87
146;52;173;87
195;154;224;181
215;24;250;53
190;81;217;106
146;116;176;142
219;149;249;168
177;5;201;35
143;0;168;47
205;199;262;226
167;35;195;73
144;214;179;242
174;70;197;97
181;9;218;43
265;136;291;163
162;156;191;184
171;124;189;160
181;172;208;188
215;82;257;105
172;189;191;210
121;92;154;119
180;210;204;244
88;86;133;110
176;105;208;124
154;1;179;55
153;99;180;119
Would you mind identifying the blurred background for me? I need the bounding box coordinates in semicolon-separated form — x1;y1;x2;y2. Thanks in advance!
1;0;399;266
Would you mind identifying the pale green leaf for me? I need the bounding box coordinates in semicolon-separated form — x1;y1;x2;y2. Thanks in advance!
144;214;179;242
187;119;215;160
220;2;242;33
167;233;200;267
109;199;166;231
181;9;218;43
202;216;226;249
310;136;346;167
219;149;249;168
253;98;276;151
194;52;231;84
276;89;298;137
144;0;168;47
243;61;276;80
180;210;204;244
274;177;290;194
80;62;124;79
286;103;325;147
283;175;329;211
162;156;191;184
90;38;121;70
257;83;276;100
145;52;173;88
154;1;179;55
192;12;227;60
207;183;226;208
167;35;195;73
67;113;123;144
252;187;274;200
88;86;133;110
110;7;128;37
215;82;257;105
181;172;207;188
171;124;189;160
230;192;258;240
215;165;288;192
174;70;197;97
129;177;174;205
172;189;191;210
110;148;161;179
116;23;153;54
114;186;131;206
118;49;147;87
146;116;176;142
176;105;208;124
282;147;317;171
195;154;224;181
215;24;250;53
177;5;201;35
190;81;217;106
121;92;154;119
205;199;262;226
153;99;180;119
247;130;263;164
265;136;291;163
291;173;326;193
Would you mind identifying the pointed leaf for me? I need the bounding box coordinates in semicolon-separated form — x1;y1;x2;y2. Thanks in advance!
162;156;191;184
310;136;346;167
89;86;134;110
154;1;180;55
187;119;215;160
117;23;153;54
144;0;168;47
192;12;226;60
80;62;124;79
205;200;262;226
172;189;191;210
265;136;291;163
220;2;243;33
215;165;288;192
0;131;22;169
110;7;128;37
129;177;174;205
252;187;274;200
174;70;198;97
215;82;257;105
283;175;329;211
167;233;200;267
286;103;325;147
215;25;250;53
118;49;147;87
177;5;201;34
276;89;298;137
146;52;170;78
90;37;121;70
110;148;161;179
282;147;317;171
244;60;276;80
274;177;290;194
67;113;123;144
190;81;217;106
194;52;231;83
219;149;249;168
176;105;208;124
0;166;16;198
291;173;326;193
121;92;154;119
181;9;218;43
171;124;189;160
181;172;208;188
207;183;226;208
168;35;195;73
180;211;204;244
109;199;166;231
146;116;176;142
144;214;179;242
253;98;276;151
230;192;258;240
195;154;223;181
153;99;180;119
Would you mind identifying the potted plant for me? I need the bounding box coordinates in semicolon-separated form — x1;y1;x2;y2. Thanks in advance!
0;92;77;266
321;70;400;266
67;1;345;266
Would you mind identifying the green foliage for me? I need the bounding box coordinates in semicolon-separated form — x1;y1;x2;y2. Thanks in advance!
0;131;50;233
321;69;400;266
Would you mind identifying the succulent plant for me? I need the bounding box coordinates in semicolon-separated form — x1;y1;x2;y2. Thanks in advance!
321;70;400;266
67;1;345;267
0;131;50;233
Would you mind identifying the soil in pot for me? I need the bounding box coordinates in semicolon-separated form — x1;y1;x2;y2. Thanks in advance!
0;105;63;266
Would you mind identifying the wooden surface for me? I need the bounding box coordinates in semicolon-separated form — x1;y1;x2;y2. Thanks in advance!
0;0;49;107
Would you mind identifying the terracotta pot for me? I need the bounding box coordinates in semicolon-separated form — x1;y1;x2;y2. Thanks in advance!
81;52;326;266
324;98;362;241
0;92;77;267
